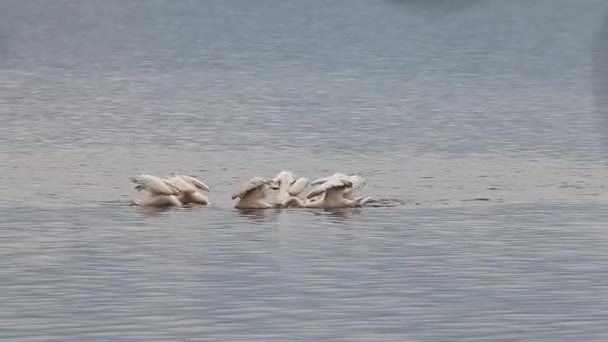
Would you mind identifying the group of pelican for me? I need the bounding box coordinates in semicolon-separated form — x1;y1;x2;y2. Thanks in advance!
130;171;373;209
232;171;373;209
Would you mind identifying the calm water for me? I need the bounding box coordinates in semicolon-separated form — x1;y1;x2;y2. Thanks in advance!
1;0;607;340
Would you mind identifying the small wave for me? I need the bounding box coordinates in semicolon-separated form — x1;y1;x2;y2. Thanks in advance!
364;198;406;207
100;199;139;207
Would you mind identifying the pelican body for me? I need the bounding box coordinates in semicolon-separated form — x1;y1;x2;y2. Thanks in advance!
232;177;275;209
130;174;182;208
276;178;371;209
271;171;296;204
165;174;210;205
270;171;310;208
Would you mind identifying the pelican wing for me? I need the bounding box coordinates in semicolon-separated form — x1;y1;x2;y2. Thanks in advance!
165;175;197;193
130;174;180;196
179;175;210;192
311;172;348;185
232;177;271;199
306;178;353;199
288;177;310;196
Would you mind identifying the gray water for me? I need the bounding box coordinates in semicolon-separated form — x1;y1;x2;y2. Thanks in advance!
1;0;607;341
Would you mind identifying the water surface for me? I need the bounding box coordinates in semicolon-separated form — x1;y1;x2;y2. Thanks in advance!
1;0;607;340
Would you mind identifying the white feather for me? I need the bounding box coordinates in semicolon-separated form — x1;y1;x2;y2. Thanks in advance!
232;177;272;199
130;174;180;196
165;175;197;193
288;177;310;196
272;170;295;185
168;174;210;192
311;172;348;185
306;178;352;199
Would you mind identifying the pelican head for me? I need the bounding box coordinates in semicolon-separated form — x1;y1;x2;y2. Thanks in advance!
269;170;296;191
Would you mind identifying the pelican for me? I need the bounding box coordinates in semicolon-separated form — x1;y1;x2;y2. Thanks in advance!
311;173;368;200
165;173;210;205
284;178;371;208
130;174;182;207
270;171;296;203
270;171;310;207
231;177;275;209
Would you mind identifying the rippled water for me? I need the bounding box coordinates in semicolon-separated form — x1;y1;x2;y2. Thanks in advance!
2;204;607;341
1;0;607;340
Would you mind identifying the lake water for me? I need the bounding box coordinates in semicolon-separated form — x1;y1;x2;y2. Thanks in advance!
1;0;607;341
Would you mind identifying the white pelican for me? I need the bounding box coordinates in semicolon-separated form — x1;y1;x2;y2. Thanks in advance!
285;178;371;208
270;171;296;203
231;177;275;209
310;173;368;200
165;174;210;205
130;174;182;207
270;171;311;208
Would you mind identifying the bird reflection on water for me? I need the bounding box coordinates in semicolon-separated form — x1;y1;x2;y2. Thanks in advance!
137;206;173;217
314;208;363;220
235;207;364;223
236;208;268;221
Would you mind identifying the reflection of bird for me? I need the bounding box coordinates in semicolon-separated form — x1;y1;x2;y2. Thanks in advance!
165;174;210;205
130;174;182;207
231;177;275;209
